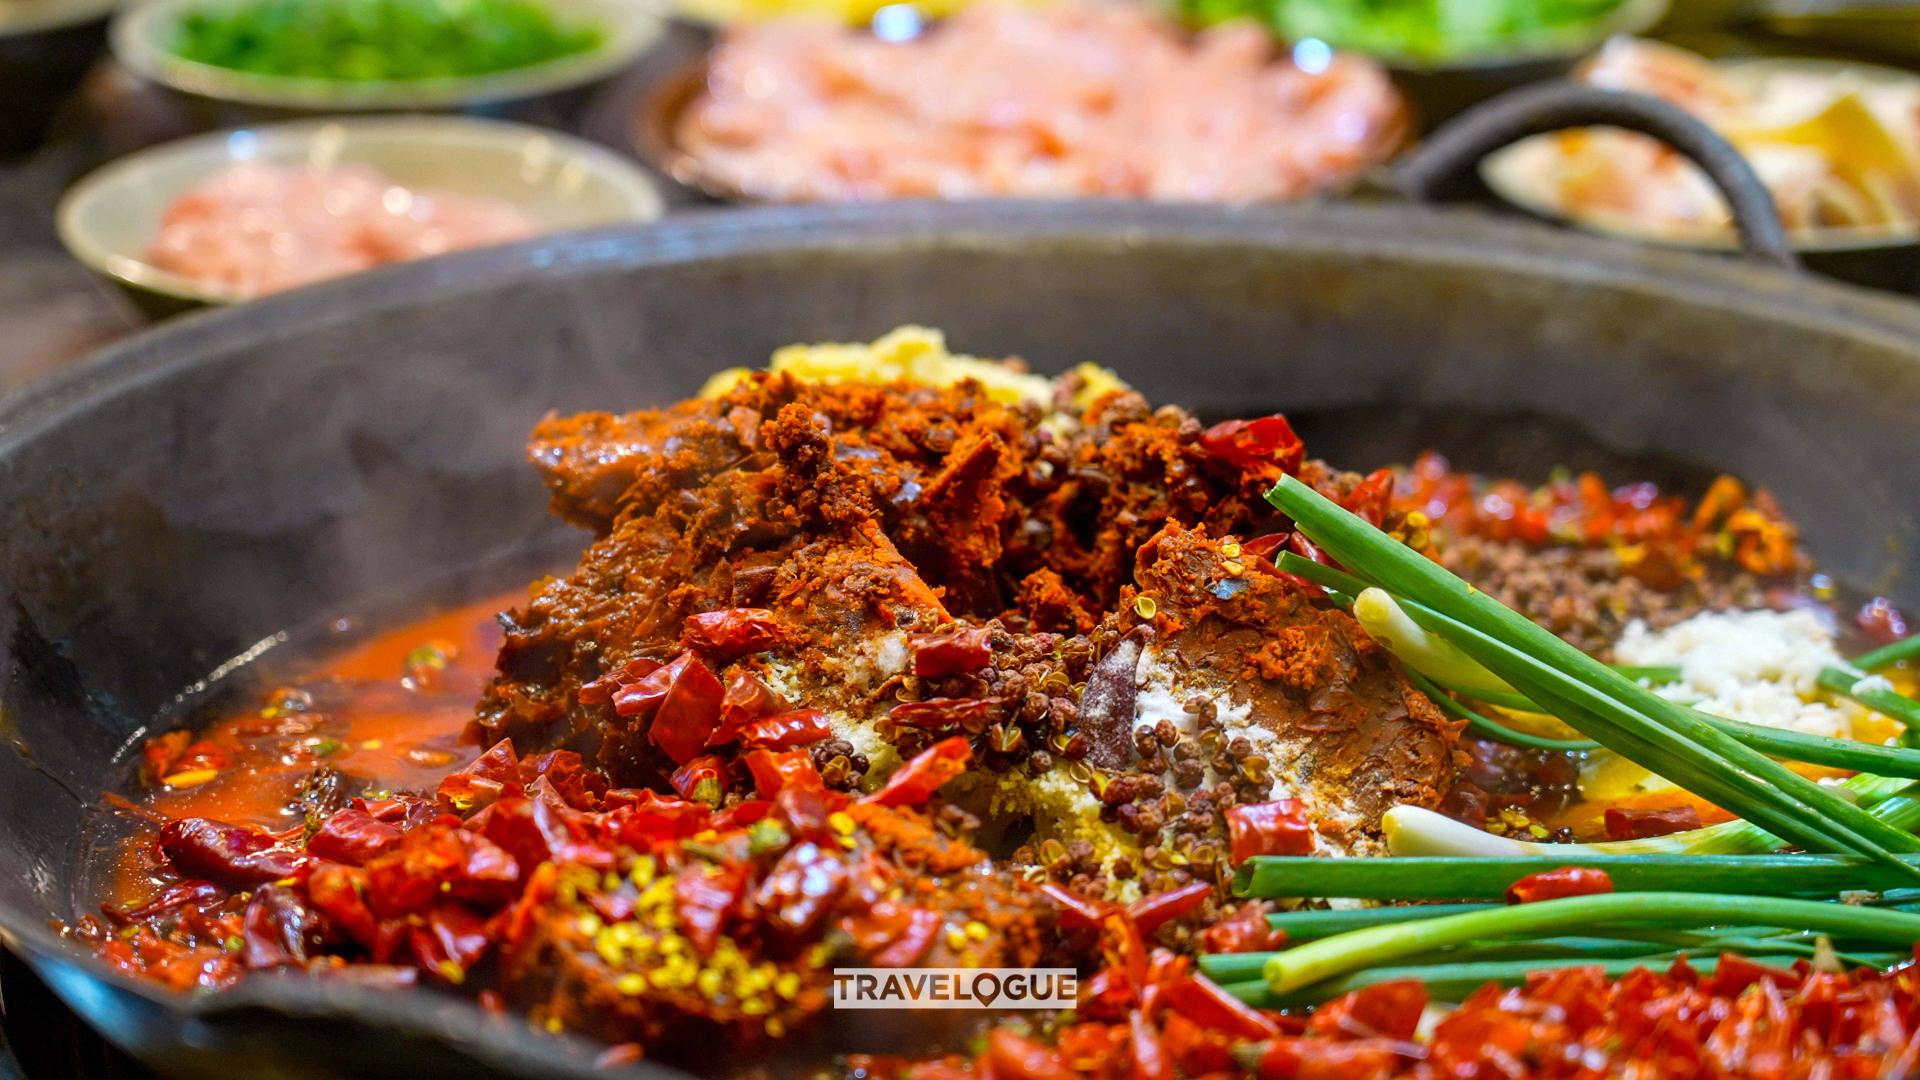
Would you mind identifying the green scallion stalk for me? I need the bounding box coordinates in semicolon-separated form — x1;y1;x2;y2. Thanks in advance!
1292;556;1920;777
1233;852;1920;901
1855;635;1920;674
1708;714;1920;778
1404;668;1599;752
1222;950;1902;1008
1257;892;1920;995
1267;478;1920;873
1382;774;1920;857
1207;924;1893;986
1819;666;1920;730
1267;489;1920;875
1271;903;1496;939
1352;585;1518;697
1399;593;1898;863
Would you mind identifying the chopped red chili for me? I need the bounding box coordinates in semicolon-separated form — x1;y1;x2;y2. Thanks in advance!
669;754;728;805
1163;974;1282;1041
870;906;943;967
1039;882;1113;932
1125;881;1213;935
737;709;832;750
306;807;404;866
909;628;993;677
577;655;662;706
1603;804;1703;841
863;737;971;808
986;1029;1078;1080
1341;467;1396;527
744;746;824;798
710;670;788;747
1305;979;1427;1041
613;652;724;765
1199;413;1305;474
1129;1008;1174;1080
888;696;1003;733
1224;800;1316;864
1199;902;1283;955
1505;866;1614;905
157;818;305;888
683;608;782;659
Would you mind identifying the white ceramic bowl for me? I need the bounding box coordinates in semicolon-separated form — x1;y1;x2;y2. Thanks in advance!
1482;56;1920;255
110;0;664;111
57;114;665;310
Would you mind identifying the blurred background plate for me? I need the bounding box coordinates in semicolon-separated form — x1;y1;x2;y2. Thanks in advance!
56;114;666;314
110;0;664;112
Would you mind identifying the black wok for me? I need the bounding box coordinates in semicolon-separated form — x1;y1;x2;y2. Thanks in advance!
2;200;1919;1078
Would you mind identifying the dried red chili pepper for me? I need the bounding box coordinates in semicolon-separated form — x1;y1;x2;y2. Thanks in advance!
611;790;713;848
240;885;327;969
471;795;582;874
578;656;663;706
710;800;771;831
910;628;993;677
1251;1036;1406;1080
362;824;519;919
1125;881;1213;935
1129;1009;1174;1080
669;754;728;805
738;709;832;750
864;737;971;808
1603;804;1702;841
306;808;404;866
1159;1013;1240;1076
744;747;823;798
709;670;789;746
986;1029;1078;1080
870;907;943;967
888;696;1003;733
519;749;608;810
157;818;305;888
305;862;378;948
1163;974;1282;1041
754;842;849;940
112;879;227;924
409;903;491;985
1199;414;1305;474
675;862;748;955
1039;882;1114;932
683;608;782;659
1708;952;1800;996
1505;866;1614;905
1342;468;1396;527
613;652;724;765
1225;800;1316;864
1199;902;1283;955
1307;979;1428;1041
1241;533;1291;563
437;739;521;814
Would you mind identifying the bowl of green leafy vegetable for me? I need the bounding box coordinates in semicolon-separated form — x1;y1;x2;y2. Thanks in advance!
1177;0;1671;126
111;0;663;111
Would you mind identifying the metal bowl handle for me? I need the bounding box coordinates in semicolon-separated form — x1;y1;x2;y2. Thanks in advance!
1386;82;1798;271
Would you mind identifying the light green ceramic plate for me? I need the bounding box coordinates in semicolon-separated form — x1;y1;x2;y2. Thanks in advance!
109;0;664;111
